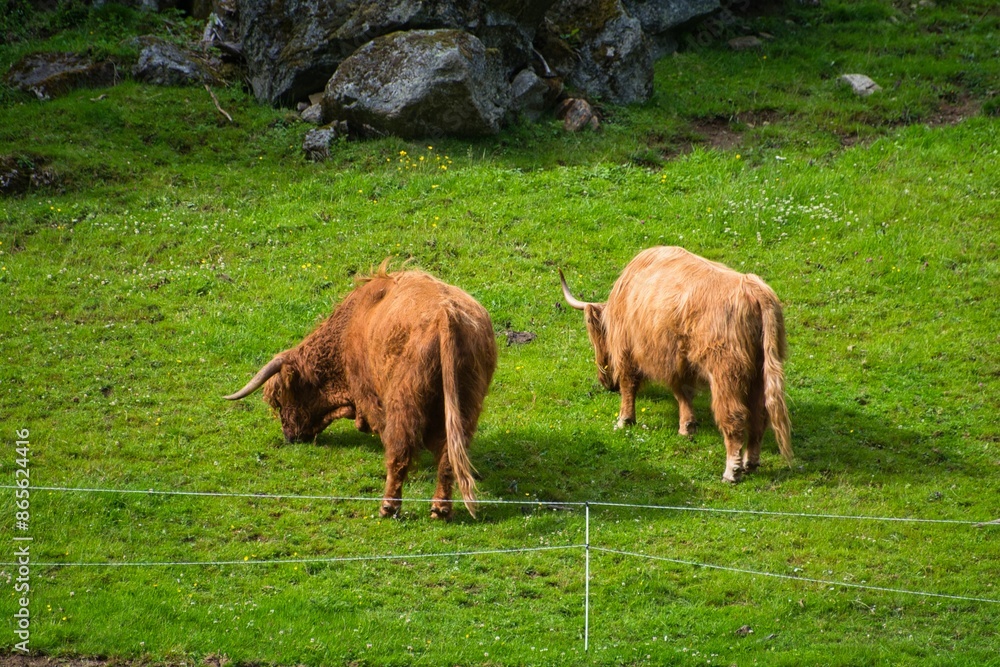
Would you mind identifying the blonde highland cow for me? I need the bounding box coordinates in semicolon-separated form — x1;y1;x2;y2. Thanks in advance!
561;246;793;482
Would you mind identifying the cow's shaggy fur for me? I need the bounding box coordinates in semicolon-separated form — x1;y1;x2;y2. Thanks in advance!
562;246;792;482
226;265;497;518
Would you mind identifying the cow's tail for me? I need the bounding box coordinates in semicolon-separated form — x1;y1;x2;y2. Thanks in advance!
758;285;793;465
439;311;478;517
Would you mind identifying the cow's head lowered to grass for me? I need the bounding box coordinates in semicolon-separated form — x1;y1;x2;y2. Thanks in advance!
559;269;618;392
224;354;357;443
224;266;497;519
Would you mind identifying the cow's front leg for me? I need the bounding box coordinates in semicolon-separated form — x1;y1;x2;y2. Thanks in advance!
380;432;412;518
670;379;698;436
722;432;746;483
616;370;639;430
354;410;372;433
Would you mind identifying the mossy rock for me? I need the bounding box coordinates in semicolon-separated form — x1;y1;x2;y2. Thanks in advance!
322;29;510;138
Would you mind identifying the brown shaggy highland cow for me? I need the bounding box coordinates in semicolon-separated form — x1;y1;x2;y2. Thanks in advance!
560;246;793;482
225;265;497;519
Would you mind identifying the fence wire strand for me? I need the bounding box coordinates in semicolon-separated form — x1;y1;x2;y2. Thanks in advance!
1;544;583;568
587;501;994;525
592;547;1000;604
3;484;995;525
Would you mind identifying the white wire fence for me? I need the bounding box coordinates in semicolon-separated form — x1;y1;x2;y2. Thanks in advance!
3;483;999;652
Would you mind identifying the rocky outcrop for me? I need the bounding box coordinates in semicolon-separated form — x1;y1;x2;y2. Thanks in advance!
213;0;724;137
540;0;653;105
237;0;556;107
322;29;509;138
5;52;118;100
91;0;728;140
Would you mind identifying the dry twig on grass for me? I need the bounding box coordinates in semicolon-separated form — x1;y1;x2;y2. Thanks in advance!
205;84;233;123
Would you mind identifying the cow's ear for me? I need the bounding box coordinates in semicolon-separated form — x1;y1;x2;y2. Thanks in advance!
282;352;318;386
277;352;299;382
584;303;604;328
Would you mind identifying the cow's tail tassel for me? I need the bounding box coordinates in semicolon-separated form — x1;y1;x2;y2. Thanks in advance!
440;312;478;517
761;295;794;465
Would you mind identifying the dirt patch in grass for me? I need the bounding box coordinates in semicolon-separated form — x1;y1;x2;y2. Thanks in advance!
1;658;118;667
727;108;783;128
639;109;785;163
840;98;981;147
689;117;743;151
685;109;784;152
924;97;981;127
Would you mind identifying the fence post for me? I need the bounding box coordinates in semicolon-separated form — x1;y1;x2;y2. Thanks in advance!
585;501;590;652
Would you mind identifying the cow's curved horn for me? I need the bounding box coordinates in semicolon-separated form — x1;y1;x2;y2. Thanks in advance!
558;269;590;311
224;356;284;400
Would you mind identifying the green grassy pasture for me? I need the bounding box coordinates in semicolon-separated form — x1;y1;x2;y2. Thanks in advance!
1;1;999;665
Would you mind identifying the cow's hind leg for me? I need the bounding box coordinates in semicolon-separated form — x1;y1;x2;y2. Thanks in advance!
430;443;454;520
711;383;750;483
422;417;455;520
743;375;767;473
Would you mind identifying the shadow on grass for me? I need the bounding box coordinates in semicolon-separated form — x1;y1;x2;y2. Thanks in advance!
620;382;971;484
465;426;697;524
789;400;976;483
312;422;386;454
280;388;968;525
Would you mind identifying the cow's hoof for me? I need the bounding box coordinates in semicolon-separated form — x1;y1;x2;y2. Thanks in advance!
380;503;400;518
679;421;697;436
743;460;760;473
430;505;452;520
615;417;635;430
722;468;744;483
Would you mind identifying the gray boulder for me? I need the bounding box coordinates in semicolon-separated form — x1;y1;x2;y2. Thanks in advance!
132;37;222;86
728;35;763;50
839;74;882;97
238;0;353;105
5;52;118;100
541;0;653;104
302;124;348;161
322;29;509;138
300;103;324;124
